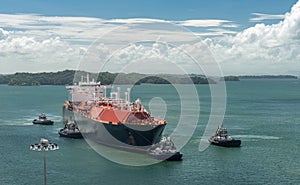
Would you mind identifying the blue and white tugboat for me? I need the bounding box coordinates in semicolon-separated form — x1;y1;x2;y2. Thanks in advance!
148;137;183;161
33;113;54;125
209;125;241;147
59;120;83;139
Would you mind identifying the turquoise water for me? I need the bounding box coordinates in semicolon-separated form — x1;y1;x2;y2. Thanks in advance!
0;79;300;185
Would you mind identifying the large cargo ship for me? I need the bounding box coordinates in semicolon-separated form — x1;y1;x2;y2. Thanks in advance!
62;75;170;153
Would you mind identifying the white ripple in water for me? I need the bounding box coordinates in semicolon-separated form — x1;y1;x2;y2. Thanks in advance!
233;135;280;140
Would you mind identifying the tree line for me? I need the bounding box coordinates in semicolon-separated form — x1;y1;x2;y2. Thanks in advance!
0;70;217;86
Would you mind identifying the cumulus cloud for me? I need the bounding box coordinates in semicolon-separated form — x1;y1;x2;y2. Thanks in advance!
1;0;300;75
80;39;205;74
0;28;9;40
204;0;300;74
0;27;83;73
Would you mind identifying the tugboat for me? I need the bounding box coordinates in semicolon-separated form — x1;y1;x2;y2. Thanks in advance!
32;113;54;125
59;120;83;139
209;125;241;147
148;137;183;161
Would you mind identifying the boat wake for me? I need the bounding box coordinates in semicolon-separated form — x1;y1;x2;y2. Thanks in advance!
0;114;61;126
233;135;280;140
0;121;33;126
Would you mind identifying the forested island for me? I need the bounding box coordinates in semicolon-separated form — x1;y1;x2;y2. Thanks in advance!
220;76;240;81
220;75;298;81
0;70;215;86
238;75;297;79
0;70;297;86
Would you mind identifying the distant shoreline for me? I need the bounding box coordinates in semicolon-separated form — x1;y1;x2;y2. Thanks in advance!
238;75;298;79
0;70;298;86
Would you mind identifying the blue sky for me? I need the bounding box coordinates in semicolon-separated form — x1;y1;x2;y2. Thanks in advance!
1;0;296;25
0;0;300;75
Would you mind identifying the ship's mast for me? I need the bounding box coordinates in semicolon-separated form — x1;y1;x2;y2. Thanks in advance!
127;88;131;103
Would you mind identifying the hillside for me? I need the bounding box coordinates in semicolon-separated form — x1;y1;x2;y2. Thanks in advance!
0;70;215;86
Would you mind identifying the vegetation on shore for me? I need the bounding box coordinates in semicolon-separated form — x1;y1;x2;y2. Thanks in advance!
0;70;215;86
0;70;75;86
0;70;297;86
220;76;240;81
238;75;297;79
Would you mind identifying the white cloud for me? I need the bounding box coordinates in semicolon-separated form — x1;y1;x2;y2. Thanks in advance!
0;28;83;73
250;13;285;22
1;0;300;75
0;28;9;39
105;18;168;24
222;24;239;28
104;18;237;29
177;19;232;27
176;19;238;28
202;0;300;75
79;38;205;74
195;28;237;37
0;14;116;42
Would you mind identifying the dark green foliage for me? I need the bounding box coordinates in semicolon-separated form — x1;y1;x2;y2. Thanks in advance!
239;75;297;79
1;70;75;86
0;70;216;86
0;74;11;84
221;76;240;81
97;72;118;85
191;76;211;84
138;76;170;84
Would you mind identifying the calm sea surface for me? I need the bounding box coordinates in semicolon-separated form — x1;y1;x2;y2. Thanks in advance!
0;79;299;185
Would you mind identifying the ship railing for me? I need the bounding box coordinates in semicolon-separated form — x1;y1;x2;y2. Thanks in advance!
126;119;166;126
